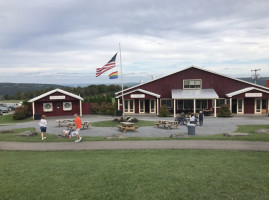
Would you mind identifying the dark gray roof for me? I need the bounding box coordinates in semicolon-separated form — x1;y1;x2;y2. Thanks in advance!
172;89;219;99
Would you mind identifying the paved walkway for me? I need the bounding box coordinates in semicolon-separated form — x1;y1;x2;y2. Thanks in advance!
1;140;269;151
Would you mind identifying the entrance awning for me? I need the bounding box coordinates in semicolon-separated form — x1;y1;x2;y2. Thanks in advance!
172;89;219;99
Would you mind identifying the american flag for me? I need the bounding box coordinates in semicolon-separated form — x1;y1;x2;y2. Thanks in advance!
96;53;117;77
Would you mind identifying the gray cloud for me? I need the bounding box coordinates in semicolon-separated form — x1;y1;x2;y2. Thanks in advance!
0;0;269;84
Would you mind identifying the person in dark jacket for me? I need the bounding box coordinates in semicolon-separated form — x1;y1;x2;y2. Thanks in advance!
199;111;204;126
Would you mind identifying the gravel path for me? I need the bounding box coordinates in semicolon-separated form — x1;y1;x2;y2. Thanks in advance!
1;140;269;151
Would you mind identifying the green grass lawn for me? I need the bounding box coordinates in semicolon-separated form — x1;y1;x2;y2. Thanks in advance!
0;100;22;103
0;114;32;125
0;150;268;200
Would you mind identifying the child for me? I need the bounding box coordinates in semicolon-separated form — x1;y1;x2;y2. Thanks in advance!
62;129;72;138
39;115;48;140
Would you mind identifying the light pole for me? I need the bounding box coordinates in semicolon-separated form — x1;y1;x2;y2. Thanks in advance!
251;69;261;84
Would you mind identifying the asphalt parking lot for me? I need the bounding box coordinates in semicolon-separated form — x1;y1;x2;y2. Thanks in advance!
1;114;269;137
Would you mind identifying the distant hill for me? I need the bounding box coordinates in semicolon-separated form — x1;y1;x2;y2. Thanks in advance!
238;77;269;87
0;83;62;97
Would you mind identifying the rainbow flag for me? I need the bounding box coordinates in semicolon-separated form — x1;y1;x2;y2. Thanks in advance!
108;71;118;79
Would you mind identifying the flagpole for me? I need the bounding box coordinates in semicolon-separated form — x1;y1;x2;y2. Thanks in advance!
119;43;125;118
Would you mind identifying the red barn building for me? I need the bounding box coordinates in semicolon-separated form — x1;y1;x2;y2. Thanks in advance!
28;88;89;118
116;66;269;117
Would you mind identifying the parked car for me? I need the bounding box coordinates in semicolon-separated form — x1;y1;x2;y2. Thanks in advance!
0;106;9;113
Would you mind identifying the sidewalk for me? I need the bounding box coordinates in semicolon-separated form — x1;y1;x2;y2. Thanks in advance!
1;140;269;151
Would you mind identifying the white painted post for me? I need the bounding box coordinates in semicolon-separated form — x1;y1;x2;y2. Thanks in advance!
214;99;217;118
79;100;82;116
157;98;159;115
174;99;176;117
117;98;120;110
32;102;35;119
230;98;232;112
193;99;196;114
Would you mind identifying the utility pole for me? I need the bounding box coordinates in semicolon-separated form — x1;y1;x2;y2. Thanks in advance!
251;69;261;84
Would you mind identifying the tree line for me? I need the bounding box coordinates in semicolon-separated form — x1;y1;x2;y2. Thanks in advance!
3;84;127;101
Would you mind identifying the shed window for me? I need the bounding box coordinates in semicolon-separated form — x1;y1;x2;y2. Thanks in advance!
43;103;53;112
161;99;172;108
63;102;72;111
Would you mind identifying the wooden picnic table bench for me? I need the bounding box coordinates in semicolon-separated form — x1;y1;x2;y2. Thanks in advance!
57;120;91;130
155;120;178;130
56;119;74;127
117;122;138;133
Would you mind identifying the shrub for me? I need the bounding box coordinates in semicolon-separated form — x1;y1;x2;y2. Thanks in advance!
130;118;138;123
159;105;170;117
218;104;232;117
90;102;116;115
13;105;31;120
113;118;119;122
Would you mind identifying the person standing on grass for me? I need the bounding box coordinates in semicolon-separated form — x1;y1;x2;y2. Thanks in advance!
74;114;82;142
39;115;47;140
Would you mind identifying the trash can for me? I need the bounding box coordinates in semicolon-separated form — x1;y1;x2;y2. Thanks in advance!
115;110;122;116
34;113;41;120
187;124;196;135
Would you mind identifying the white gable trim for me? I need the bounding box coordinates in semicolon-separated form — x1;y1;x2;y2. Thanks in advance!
28;88;83;103
226;87;269;98
116;88;160;98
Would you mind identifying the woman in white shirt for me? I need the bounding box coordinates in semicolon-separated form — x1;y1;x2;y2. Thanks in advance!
39;115;48;140
189;114;196;124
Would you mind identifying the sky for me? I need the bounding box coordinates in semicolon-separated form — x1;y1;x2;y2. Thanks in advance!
0;0;269;85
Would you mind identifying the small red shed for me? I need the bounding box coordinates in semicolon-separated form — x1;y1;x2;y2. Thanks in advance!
28;88;85;119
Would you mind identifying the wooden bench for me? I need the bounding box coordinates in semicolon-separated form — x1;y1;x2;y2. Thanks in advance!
118;122;138;133
82;121;91;129
56;119;74;127
66;121;91;130
155;120;178;130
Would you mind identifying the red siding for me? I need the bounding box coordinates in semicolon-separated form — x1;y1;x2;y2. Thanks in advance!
82;102;91;114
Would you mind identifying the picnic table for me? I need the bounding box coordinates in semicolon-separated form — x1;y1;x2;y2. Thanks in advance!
56;119;91;130
155;120;178;130
117;122;138;133
56;119;74;127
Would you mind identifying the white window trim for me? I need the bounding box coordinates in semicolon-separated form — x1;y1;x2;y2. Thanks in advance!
63;102;72;111
255;98;262;114
183;79;202;89
139;100;145;114
124;100;135;113
237;99;244;114
43;102;53;112
150;99;156;113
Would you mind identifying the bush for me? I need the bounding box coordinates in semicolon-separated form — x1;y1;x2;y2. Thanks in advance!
13;105;31;120
90;102;116;115
130;118;138;123
159;105;170;117
218;104;232;117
